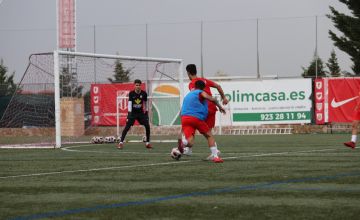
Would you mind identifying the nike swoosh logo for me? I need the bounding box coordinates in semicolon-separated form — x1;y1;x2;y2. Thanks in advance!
331;96;359;108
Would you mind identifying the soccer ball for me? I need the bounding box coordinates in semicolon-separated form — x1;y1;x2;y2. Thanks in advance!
91;136;104;144
170;147;182;160
104;136;116;143
142;136;147;142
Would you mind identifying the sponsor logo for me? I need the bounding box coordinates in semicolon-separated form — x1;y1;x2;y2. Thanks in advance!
135;98;141;104
94;116;99;123
117;90;129;97
93;96;99;104
93;86;99;94
316;103;323;111
93;106;99;114
316;113;323;121
117;90;130;111
316;92;323;100
118;99;128;111
315;81;322;90
224;90;306;102
330;96;359;108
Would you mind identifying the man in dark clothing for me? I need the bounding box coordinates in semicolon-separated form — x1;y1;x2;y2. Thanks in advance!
117;79;152;149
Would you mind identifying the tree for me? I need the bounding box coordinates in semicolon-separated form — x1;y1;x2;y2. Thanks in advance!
326;49;341;77
108;59;132;83
328;0;360;75
0;59;17;121
60;67;83;98
302;55;327;78
0;59;17;96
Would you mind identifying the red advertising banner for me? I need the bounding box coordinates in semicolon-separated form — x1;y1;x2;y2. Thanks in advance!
314;78;325;124
314;78;360;124
58;0;75;48
328;78;360;122
90;83;146;126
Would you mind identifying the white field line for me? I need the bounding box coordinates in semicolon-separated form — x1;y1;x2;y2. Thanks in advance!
223;148;343;159
0;147;344;180
61;144;342;156
0;139;176;149
61;145;166;155
61;145;243;155
0;160;190;179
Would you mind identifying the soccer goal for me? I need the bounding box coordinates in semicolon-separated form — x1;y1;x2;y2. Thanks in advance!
0;51;183;148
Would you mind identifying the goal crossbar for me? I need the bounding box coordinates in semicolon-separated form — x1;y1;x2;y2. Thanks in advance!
56;50;183;63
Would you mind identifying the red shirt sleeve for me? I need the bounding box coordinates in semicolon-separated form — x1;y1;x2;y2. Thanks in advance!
189;78;218;112
204;78;216;88
188;80;195;91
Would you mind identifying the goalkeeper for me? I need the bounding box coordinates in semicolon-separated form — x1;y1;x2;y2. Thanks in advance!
117;79;152;149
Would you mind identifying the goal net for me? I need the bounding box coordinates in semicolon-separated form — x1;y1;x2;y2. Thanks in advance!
0;51;183;148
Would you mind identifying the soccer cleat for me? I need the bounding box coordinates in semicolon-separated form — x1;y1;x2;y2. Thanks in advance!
344;141;356;149
117;142;124;149
183;147;192;156
145;142;152;149
212;156;224;163
206;150;221;161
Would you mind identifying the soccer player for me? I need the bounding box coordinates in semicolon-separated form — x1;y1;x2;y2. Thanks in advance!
180;64;229;156
343;94;360;149
179;80;226;163
187;64;229;128
117;79;152;149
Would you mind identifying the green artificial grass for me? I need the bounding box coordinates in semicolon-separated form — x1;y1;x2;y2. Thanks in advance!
0;134;359;219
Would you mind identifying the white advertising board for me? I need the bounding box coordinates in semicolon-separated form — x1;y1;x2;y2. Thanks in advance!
210;79;312;125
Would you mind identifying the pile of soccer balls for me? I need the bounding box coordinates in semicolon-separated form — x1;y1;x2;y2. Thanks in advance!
91;136;118;144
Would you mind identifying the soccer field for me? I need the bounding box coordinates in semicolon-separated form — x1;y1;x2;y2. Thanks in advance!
1;134;360;220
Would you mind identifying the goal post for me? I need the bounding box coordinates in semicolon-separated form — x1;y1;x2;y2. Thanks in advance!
54;51;61;148
53;50;184;148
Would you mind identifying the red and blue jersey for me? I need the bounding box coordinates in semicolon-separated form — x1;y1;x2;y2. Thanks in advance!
189;78;217;113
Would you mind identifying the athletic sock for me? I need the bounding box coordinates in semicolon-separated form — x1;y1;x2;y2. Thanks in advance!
351;135;357;143
182;137;188;146
210;146;218;156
